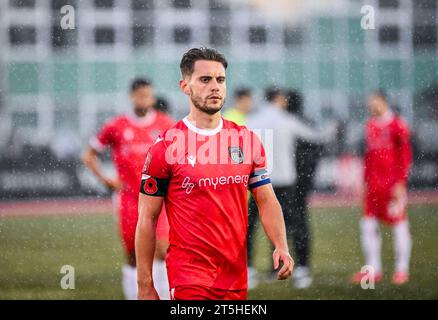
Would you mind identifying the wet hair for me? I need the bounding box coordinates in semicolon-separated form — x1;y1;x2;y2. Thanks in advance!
154;96;171;114
234;87;252;99
371;89;388;102
130;78;152;92
180;47;228;77
264;86;283;103
286;89;303;116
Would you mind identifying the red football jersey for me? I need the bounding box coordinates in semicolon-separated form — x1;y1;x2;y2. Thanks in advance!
140;117;270;290
91;110;174;194
364;112;412;191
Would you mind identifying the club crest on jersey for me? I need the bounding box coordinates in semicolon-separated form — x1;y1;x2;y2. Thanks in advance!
229;147;244;164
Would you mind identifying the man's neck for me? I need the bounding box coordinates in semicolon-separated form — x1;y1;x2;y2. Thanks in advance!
127;108;157;127
134;109;148;118
376;108;391;118
374;109;393;125
133;108;148;118
187;107;222;130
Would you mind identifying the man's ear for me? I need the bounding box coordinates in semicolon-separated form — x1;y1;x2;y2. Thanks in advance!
179;79;190;96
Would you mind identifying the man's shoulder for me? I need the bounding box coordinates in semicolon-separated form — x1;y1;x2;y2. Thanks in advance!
365;117;376;127
222;117;252;133
391;115;410;131
155;110;175;125
99;114;128;131
223;117;242;128
113;114;130;122
163;118;185;132
157;119;187;145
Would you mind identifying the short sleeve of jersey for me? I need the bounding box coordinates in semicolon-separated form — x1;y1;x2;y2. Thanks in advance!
394;117;413;182
248;130;271;190
90;120;117;152
395;117;411;143
140;138;171;197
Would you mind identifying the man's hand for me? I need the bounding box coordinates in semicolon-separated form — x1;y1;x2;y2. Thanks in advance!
102;177;122;191
388;182;408;218
252;184;294;281
82;147;122;191
273;248;294;280
391;182;407;202
137;284;160;300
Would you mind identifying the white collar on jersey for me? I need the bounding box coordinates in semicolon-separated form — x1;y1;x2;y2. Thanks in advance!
182;116;223;136
375;110;394;126
126;109;157;127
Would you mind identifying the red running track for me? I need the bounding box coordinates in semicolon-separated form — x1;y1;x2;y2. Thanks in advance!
1;191;437;218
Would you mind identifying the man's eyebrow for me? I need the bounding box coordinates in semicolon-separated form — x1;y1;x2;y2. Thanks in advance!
199;75;226;78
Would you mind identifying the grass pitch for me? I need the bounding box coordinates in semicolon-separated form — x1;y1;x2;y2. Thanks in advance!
0;204;437;299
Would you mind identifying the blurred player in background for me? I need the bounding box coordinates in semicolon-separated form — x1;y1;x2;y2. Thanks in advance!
154;96;171;114
247;87;336;288
352;90;413;285
223;87;253;126
82;78;174;299
136;47;293;300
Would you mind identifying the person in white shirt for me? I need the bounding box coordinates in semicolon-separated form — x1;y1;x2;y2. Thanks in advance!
247;87;336;289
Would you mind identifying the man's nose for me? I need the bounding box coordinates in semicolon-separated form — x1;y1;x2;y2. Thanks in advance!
210;79;221;91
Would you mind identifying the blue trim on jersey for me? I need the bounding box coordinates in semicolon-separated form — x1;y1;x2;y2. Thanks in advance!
249;168;270;187
249;178;271;190
250;169;268;178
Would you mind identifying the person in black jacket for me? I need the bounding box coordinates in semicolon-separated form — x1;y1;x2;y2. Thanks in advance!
285;89;324;289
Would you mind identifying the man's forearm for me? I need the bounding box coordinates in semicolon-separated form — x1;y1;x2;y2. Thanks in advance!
82;148;106;183
136;194;165;299
135;215;158;287
257;198;289;251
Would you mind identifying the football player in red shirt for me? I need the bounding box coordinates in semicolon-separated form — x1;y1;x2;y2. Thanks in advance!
352;90;413;285
82;78;174;299
135;47;294;300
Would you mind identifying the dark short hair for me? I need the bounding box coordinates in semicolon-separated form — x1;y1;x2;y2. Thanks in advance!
180;47;228;77
131;78;152;92
234;87;252;99
286;89;303;115
154;96;170;114
370;89;388;102
264;86;283;102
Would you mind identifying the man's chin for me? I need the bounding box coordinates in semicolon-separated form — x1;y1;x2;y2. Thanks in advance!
134;108;149;116
197;104;223;115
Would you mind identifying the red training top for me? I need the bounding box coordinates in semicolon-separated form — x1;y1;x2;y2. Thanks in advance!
364;111;412;192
